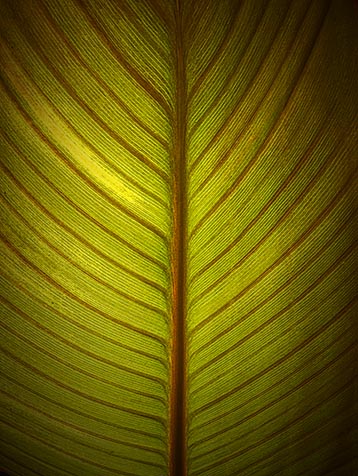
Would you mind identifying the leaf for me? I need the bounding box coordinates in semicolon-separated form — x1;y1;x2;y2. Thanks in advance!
0;0;357;475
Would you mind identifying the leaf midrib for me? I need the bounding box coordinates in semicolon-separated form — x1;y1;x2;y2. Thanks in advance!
170;1;188;475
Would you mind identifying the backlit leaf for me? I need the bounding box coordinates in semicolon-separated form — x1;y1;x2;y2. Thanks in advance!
1;1;357;475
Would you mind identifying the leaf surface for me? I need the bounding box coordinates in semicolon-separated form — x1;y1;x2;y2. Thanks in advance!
0;1;357;475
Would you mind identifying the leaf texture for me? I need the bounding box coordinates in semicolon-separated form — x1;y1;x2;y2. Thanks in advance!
0;1;357;475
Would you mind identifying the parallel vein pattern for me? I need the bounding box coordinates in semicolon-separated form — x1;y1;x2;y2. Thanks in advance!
185;1;357;475
1;1;357;476
1;0;175;474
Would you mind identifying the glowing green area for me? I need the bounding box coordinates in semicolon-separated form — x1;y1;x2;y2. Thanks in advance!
0;1;357;475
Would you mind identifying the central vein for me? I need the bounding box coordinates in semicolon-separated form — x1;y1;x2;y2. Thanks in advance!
170;0;188;475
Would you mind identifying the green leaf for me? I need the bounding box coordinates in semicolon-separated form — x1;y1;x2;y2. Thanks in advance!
0;1;357;475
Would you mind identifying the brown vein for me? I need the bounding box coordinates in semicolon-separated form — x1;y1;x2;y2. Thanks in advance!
0;8;169;183
1;80;167;242
190;325;355;451
0;420;154;476
189;151;354;324
37;0;169;152
189;215;355;380
186;0;246;105
75;0;172;119
187;0;278;138
169;1;188;474
0;444;66;476
245;390;355;475
266;416;355;476
0;272;166;367
146;0;175;34
295;438;355;476
188;0;327;179
1;196;166;318
1;388;165;458
192;377;354;475
0;36;167;207
191;211;355;370
1;395;165;468
113;0;170;61
0;235;167;347
1;371;165;441
228;404;354;476
190;294;356;421
190;78;339;245
0;299;166;398
189;93;331;243
1;398;165;470
1;347;165;426
1;137;166;274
